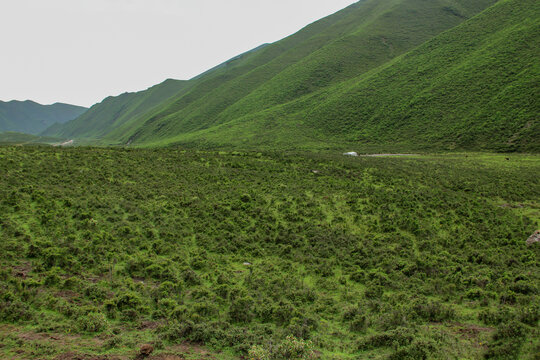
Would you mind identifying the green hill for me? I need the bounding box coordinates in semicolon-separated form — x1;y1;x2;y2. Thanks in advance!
126;0;496;145
157;0;537;152
132;0;538;152
41;79;188;141
0;100;87;135
48;0;507;150
301;0;540;152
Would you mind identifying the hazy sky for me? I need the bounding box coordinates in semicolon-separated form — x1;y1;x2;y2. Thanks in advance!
0;0;357;107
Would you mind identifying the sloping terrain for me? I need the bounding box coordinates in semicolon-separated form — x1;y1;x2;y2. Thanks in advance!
134;0;539;152
301;0;540;152
0;100;87;134
46;0;510;151
42;79;188;141
126;0;496;146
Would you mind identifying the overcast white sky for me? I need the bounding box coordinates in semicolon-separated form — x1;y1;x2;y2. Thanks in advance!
0;0;357;107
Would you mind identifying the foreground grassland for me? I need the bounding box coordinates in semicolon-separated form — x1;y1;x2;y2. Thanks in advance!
0;147;538;359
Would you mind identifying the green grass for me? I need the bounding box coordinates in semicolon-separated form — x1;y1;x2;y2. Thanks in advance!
0;132;62;146
1;147;538;359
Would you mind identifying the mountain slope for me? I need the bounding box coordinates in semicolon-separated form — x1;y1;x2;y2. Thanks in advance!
137;0;539;152
302;0;540;152
126;0;497;146
43;3;371;141
41;79;188;140
48;0;497;147
0;100;87;134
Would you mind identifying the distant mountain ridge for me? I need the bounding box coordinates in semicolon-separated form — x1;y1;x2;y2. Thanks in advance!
42;79;188;141
42;0;538;152
0;100;87;135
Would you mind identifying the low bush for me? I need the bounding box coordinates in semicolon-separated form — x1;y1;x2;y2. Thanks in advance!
77;312;107;333
248;335;316;360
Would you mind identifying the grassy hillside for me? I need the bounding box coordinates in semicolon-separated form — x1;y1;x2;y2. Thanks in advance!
0;100;86;135
48;0;500;150
0;147;538;359
41;79;188;141
302;0;540;152
0;132;62;146
134;0;538;152
125;0;497;147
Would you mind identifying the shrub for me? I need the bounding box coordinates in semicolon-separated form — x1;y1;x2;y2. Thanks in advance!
484;341;523;359
350;269;365;283
77;312;107;333
153;280;181;300
248;345;270;360
358;327;415;350
287;316;319;339
157;297;177;313
518;306;539;326
343;305;367;332
510;281;537;295
62;276;83;290
161;320;194;341
387;337;437;360
365;284;384;299
493;321;525;341
0;300;34;322
104;335;123;349
248;335;316;360
479;307;513;325
484;321;527;359
121;308;140;322
181;267;201;286
84;283;108;301
114;291;143;311
229;296;254;323
412;300;455;322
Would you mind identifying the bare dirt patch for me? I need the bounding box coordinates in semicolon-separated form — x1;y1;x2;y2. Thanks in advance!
54;353;125;360
499;203;525;209
148;356;185;360
11;261;32;278
137;321;163;330
450;322;495;350
454;324;494;339
55;290;81;301
158;343;221;359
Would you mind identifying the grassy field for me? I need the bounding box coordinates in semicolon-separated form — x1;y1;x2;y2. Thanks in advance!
0;147;538;359
0;132;62;146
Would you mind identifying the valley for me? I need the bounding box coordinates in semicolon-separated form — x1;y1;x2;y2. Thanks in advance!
1;0;538;358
